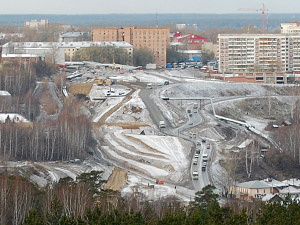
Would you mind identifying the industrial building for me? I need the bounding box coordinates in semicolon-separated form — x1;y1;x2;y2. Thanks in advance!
59;32;92;42
92;26;170;68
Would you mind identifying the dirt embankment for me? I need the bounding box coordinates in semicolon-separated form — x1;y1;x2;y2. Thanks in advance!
103;168;128;191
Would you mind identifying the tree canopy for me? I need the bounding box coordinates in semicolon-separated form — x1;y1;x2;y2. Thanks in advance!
133;48;153;67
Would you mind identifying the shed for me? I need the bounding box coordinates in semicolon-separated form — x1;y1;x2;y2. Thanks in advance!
282;120;292;126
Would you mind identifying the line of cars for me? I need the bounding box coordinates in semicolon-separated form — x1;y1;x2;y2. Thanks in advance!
192;139;210;180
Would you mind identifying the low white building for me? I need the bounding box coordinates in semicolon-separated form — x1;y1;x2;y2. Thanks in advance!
1;41;134;65
0;113;29;123
0;91;12;112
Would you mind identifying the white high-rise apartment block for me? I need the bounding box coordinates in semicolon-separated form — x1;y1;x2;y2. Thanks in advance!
218;34;300;73
24;19;49;30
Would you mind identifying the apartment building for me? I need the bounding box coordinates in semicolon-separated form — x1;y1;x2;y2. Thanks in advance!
281;21;300;34
92;26;170;68
218;34;300;73
24;19;49;30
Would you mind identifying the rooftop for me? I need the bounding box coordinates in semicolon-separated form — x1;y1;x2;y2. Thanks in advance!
0;113;29;123
237;180;271;189
0;90;11;96
60;32;90;38
2;41;134;49
280;186;300;194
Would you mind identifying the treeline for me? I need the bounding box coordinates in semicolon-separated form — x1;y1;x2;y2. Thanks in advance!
264;100;300;177
0;61;94;162
0;62;38;118
72;47;130;65
0;63;36;96
0;99;93;161
2;173;300;225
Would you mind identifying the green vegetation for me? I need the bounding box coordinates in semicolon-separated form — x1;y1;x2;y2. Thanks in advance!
166;48;186;63
73;47;130;65
0;175;296;225
133;48;153;67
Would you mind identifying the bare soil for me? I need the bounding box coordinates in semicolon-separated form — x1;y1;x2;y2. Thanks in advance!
103;168;127;191
69;82;96;95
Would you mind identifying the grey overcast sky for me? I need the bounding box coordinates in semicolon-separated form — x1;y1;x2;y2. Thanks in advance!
1;0;299;14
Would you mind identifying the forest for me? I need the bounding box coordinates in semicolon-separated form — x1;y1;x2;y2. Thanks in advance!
1;172;300;225
0;61;94;161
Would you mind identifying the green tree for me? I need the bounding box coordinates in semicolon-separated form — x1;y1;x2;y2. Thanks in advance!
73;47;129;65
255;202;286;225
201;50;215;65
32;61;56;78
77;171;105;195
23;209;44;225
190;185;219;209
166;48;182;63
46;198;65;225
133;48;153;67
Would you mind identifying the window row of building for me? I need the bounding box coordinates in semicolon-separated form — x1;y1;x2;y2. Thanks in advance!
92;26;170;68
218;34;300;73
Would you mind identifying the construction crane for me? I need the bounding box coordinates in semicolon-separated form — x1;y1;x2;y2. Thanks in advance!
238;3;268;33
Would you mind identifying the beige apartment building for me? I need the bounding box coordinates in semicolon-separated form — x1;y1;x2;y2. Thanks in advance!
92;26;170;68
218;34;300;73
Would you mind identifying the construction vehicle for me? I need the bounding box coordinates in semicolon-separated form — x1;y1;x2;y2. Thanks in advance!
105;79;112;86
97;79;104;86
156;179;164;184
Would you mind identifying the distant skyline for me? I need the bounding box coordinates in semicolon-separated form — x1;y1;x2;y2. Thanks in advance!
1;0;300;14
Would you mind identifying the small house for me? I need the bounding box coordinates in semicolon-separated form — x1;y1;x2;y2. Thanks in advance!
229;180;279;201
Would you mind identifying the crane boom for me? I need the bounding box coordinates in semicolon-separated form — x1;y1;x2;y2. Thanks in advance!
238;3;268;33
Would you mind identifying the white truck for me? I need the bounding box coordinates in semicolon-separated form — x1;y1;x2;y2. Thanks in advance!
202;154;208;162
159;120;165;128
193;158;198;165
145;64;157;70
192;171;199;180
193;103;198;109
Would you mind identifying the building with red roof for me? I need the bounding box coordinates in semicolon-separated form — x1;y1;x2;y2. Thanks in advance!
172;32;209;50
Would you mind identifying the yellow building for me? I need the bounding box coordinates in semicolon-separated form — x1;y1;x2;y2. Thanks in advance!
92;26;170;68
229;180;278;201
